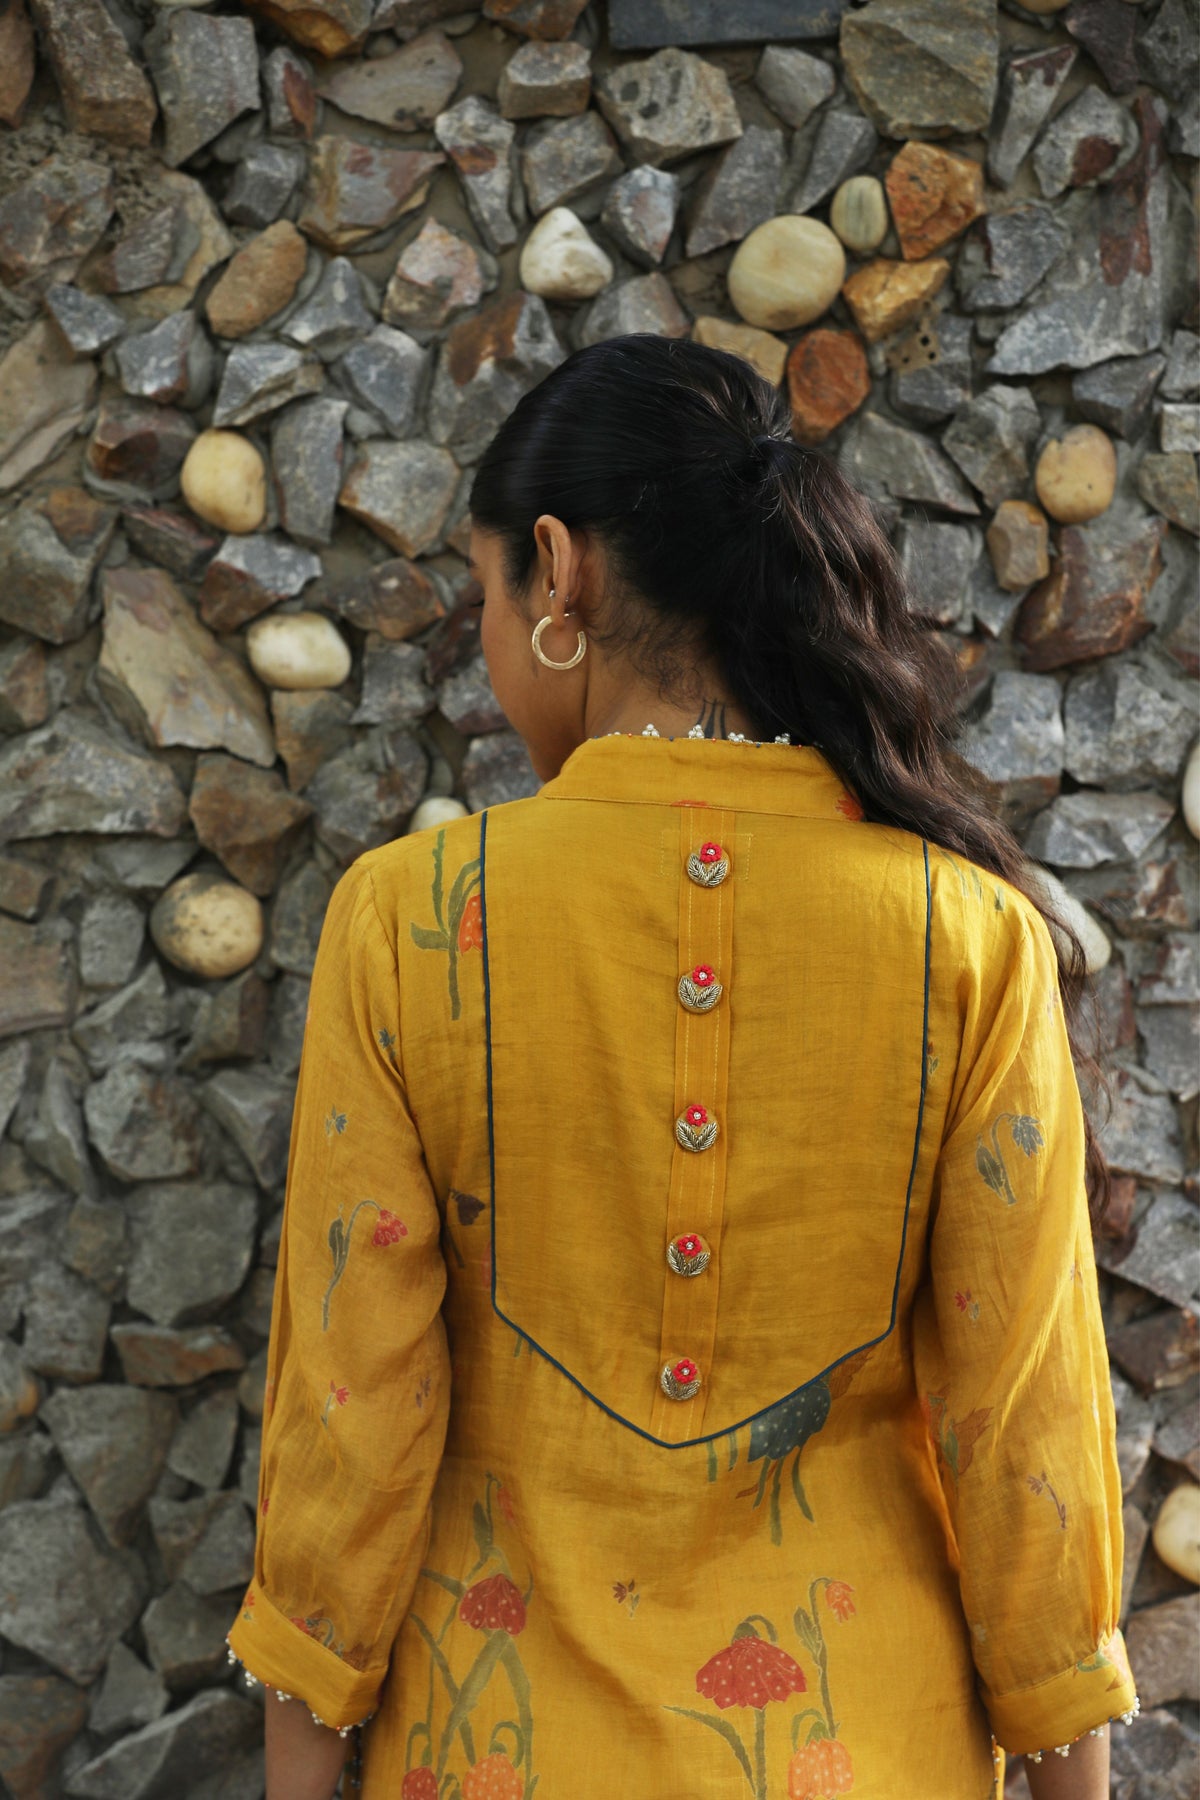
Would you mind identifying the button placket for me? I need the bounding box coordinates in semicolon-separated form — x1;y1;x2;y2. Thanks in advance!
653;809;735;1439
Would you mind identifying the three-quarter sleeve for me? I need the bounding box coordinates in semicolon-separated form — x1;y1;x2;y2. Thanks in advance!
226;859;451;1732
913;896;1138;1758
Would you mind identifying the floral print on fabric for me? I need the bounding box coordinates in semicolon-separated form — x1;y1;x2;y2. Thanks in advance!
667;1580;855;1800
975;1112;1045;1207
411;829;482;1021
404;1477;535;1799
323;1200;408;1329
924;1393;992;1484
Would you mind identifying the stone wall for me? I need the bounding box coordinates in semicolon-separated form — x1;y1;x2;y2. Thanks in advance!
0;0;1196;1793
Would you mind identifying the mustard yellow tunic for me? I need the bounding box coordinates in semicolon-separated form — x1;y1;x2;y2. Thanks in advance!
227;735;1137;1800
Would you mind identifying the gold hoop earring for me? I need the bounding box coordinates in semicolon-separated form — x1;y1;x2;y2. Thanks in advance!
532;614;587;671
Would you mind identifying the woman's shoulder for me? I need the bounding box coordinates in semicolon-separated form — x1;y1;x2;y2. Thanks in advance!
926;840;1056;985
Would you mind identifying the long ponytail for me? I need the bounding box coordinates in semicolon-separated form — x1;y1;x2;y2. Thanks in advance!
469;334;1109;1218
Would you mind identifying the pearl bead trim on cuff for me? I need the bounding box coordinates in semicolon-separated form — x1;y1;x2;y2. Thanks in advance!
224;1638;375;1737
1021;1694;1140;1763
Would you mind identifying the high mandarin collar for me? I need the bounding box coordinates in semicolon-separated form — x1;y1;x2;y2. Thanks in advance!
536;732;865;823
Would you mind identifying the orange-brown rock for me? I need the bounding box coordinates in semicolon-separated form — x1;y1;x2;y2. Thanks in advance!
986;500;1050;592
0;0;35;128
1015;518;1163;672
205;222;308;341
786;328;870;446
188;754;312;896
840;257;950;344
885;143;986;261
244;0;371;58
483;0;590;38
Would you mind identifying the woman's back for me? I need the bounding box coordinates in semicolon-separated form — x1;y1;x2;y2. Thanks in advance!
230;732;1134;1799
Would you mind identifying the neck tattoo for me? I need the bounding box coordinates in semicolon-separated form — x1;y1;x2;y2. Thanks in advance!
692;700;729;740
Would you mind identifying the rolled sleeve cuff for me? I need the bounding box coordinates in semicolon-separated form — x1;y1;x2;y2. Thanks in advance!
984;1628;1140;1758
226;1585;384;1734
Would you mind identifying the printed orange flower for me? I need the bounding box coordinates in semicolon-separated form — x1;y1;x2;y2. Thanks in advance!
372;1209;408;1247
291;1616;314;1634
835;791;863;821
462;1751;523;1800
696;1635;807;1709
788;1737;854;1798
402;1770;439;1800
330;1382;350;1407
824;1581;856;1622
458;892;484;954
459;1572;527;1636
497;1486;517;1527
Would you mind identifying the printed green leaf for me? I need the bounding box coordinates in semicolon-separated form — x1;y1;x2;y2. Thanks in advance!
793;1606;820;1658
975;1142;1005;1195
472;1501;492;1561
663;1708;754;1789
437;1632;507;1775
411;924;450;952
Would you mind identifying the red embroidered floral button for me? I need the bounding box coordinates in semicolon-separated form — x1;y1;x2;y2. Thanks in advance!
667;1232;711;1277
686;841;730;887
675;1104;718;1153
661;1357;702;1400
678;963;723;1013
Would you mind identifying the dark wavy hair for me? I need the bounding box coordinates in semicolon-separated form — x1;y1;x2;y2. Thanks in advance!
468;334;1109;1218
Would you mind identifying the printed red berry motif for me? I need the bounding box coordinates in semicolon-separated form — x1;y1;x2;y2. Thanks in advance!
459;1572;527;1636
462;1751;523;1800
402;1769;439;1800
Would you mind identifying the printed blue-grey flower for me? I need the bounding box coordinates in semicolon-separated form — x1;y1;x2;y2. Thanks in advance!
1010;1115;1045;1157
749;1380;832;1464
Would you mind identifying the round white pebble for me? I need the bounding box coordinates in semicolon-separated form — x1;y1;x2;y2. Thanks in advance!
246;612;352;691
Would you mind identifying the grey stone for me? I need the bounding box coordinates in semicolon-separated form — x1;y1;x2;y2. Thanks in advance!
149;1490;254;1594
180;970;270;1071
436;650;507;734
307;731;428;864
896;520;981;628
353;637;432;727
599;165;680;268
42;1385;176;1546
319;30;461;129
80;893;146;992
0;1671;87;1794
237;1429;260;1507
1063;661;1196;789
263;44;317;141
956;205;1070;314
62;1195;128;1299
839;412;980;517
608;0;849;48
198;534;323;634
1137;451;1200;536
1138;1009;1200;1103
0;639;49;736
578;270;689;347
125;1181;258;1327
269;859;334;977
115;311;212;410
25;1058;94;1196
941;385;1041;509
86;396;198;500
339;325;429;437
1139;933;1199;1007
223;142;305;230
1072;352;1166;441
340;438;460;552
1168;85;1200;158
889;313;973;426
111;1323;245;1388
0;319;98;495
989;45;1078;188
1110;1705;1200;1800
0;1191;70;1333
427;291;563;464
1137;0;1200;105
0;156;114;292
1025;791;1176;869
90;201;190;297
88;1643;169;1739
1162;329;1200;400
67;1688;259;1793
498;39;591;119
0;1335;37;1434
986;96;1169;376
0;1499;145;1684
26;0;156;146
142;1585;243;1691
787;107;877;214
45;284;125;358
685;124;784;258
299;136;443;252
521;110;623;217
73;964;174;1075
202;1068;294;1191
167;1389;239;1490
267;974;310;1076
0;853;51;922
962;670;1064;799
595;46;740;165
0;712;188;846
0;915;75;1041
754;45;834;131
94;837;195;897
283;256;376;359
0;1040;30;1139
434;94;519;252
463;729;538;809
841;0;997;138
1161;403;1200;455
1032;86;1139;202
213;342;325;430
23;1261;109;1382
272;397;350;548
382;216;494;331
0;487;118;646
85;1064;203;1185
145;9;259;168
1099;1068;1186;1184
